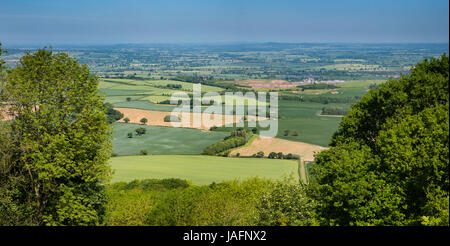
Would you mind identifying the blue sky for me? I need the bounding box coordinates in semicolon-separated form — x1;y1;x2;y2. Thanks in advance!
0;0;448;45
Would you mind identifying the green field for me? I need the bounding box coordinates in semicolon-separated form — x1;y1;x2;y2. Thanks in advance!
212;100;345;146
113;123;229;156
100;78;224;104
110;155;299;184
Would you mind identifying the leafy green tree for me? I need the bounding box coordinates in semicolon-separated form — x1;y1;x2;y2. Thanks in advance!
0;48;112;225
277;152;284;159
284;153;294;159
309;55;449;226
330;54;449;149
123;117;130;123
376;104;449;221
140;117;148;125
308;143;405;225
268;152;277;159
104;102;123;124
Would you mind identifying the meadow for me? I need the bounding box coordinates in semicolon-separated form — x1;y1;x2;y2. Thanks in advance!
112;123;229;156
110;155;299;185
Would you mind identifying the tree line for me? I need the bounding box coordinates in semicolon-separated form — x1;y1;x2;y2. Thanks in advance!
202;129;253;156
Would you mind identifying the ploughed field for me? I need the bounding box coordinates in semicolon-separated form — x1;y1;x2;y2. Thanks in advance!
230;136;327;162
115;107;264;131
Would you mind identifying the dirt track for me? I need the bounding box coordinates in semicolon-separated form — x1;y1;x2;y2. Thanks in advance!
229;136;327;162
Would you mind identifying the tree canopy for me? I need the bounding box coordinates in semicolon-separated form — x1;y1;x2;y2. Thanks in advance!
309;54;449;226
0;48;112;225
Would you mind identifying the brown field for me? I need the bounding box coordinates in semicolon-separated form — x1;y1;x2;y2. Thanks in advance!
229;136;327;162
230;79;297;89
115;107;264;131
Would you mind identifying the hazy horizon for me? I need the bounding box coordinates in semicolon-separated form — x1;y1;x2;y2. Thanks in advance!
1;0;449;46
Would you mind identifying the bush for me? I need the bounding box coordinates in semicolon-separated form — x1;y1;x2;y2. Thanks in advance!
140;150;148;155
105;102;124;124
256;151;264;158
124;117;130;123
166;84;182;89
268;152;277;159
135;127;146;136
127;132;133;138
277;152;284;159
164;115;181;122
321;107;348;116
284;153;293;159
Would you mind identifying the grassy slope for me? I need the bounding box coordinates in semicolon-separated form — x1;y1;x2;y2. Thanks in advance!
110;155;299;185
113;123;229;156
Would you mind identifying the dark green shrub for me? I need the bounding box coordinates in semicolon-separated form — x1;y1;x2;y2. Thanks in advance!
135;127;146;136
268;152;277;159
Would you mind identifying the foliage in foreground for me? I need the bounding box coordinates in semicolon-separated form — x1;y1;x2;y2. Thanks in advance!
0;48;112;225
106;178;315;226
309;54;449;226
